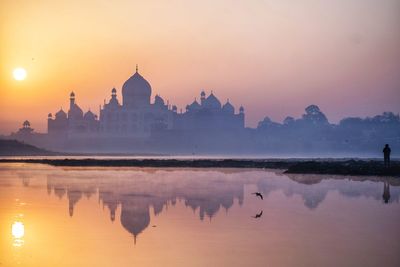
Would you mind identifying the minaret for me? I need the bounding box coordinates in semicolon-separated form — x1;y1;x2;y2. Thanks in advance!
200;90;206;105
70;92;75;109
47;113;53;134
111;88;117;99
239;105;245;128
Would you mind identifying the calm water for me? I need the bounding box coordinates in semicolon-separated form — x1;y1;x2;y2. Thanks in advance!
0;163;399;267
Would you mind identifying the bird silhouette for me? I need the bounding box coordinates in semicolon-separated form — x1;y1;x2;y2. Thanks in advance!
252;192;263;200
252;210;263;219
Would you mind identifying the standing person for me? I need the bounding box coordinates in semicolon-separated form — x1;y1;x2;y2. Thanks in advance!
383;144;391;168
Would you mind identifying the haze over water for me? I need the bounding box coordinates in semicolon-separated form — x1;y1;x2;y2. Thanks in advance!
1;163;399;267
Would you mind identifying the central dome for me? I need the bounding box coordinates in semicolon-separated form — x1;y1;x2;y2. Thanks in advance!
122;69;152;108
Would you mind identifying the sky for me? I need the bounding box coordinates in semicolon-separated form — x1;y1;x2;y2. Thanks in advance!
0;0;399;134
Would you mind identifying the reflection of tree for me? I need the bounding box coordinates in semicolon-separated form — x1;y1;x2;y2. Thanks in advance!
257;178;328;210
286;173;400;202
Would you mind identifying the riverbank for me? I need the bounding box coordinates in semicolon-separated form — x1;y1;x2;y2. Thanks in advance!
0;158;399;176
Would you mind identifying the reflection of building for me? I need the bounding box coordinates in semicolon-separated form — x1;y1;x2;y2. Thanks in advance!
45;169;246;243
46;67;244;140
67;190;83;217
29;169;400;244
120;196;151;244
99;191;118;222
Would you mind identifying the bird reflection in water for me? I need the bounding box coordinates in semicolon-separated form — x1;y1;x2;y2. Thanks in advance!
252;210;263;219
252;192;263;200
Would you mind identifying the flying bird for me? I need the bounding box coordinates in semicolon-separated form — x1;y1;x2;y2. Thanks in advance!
252;210;263;219
252;192;263;200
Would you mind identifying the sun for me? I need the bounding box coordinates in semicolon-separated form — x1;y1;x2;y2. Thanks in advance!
13;67;27;81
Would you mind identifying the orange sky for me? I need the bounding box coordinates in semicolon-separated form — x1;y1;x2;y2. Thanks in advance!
1;0;399;134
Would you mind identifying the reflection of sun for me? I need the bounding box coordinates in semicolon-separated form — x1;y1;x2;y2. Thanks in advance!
12;222;24;238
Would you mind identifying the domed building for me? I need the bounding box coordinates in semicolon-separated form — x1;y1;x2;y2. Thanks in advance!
48;109;68;135
48;91;99;136
99;66;173;137
46;66;245;144
174;91;244;131
222;100;235;114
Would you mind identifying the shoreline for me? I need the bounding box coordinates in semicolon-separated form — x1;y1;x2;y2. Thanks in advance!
0;158;399;177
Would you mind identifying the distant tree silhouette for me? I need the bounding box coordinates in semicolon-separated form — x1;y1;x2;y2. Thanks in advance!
301;105;329;126
255;106;400;155
257;116;280;131
283;116;295;126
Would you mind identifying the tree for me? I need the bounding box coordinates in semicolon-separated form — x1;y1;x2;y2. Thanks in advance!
283;116;295;126
302;105;329;125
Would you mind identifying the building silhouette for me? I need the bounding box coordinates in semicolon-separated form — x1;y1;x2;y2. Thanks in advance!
9;66;399;155
47;67;244;140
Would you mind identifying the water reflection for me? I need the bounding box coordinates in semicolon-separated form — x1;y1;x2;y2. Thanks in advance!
383;181;391;204
38;169;400;243
258;174;400;209
12;221;24;247
1;164;400;266
45;169;246;241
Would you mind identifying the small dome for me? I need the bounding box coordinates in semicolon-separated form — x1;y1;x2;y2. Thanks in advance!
55;109;67;119
239;106;244;113
84;110;96;120
70;91;75;97
188;99;200;111
172;105;177;111
48;113;53;118
200;90;206;97
154;94;165;106
108;90;120;107
222;100;234;114
203;92;221;109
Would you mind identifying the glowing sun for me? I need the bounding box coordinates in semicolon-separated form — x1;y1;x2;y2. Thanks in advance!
13;67;27;81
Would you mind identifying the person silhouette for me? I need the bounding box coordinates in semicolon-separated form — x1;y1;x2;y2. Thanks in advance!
383;144;391;168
